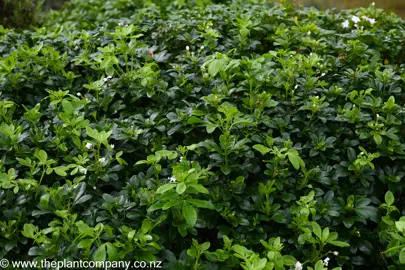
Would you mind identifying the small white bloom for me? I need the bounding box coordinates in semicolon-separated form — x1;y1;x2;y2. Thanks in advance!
180;156;184;162
86;143;92;149
191;52;194;56
307;31;311;35
342;20;349;28
83;169;87;175
200;45;204;50
295;261;303;270
351;15;361;23
353;104;356;108
77;92;82;96
377;114;380;118
333;251;339;256
315;95;319;99
103;78;108;82
368;18;376;24
74;46;79;50
186;46;190;51
110;144;115;149
321;72;326;77
323;257;330;266
93;186;96;190
310;52;313;56
99;157;106;164
295;85;298;89
107;75;113;79
168;176;176;183
372;2;375;5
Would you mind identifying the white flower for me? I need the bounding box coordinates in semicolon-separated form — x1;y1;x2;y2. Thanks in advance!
377;114;380;118
85;143;92;149
93;186;96;190
294;261;303;270
372;2;375;5
107;75;112;79
307;31;311;35
77;92;82;96
83;169;87;175
321;72;326;77
168;176;176;183
342;20;349;28
186;46;190;51
103;78;108;82
180;156;184;162
200;45;204;50
99;157;107;164
368;18;376;24
110;144;115;149
333;251;339;256
323;257;330;266
74;46;79;50
295;85;298;90
351;15;361;23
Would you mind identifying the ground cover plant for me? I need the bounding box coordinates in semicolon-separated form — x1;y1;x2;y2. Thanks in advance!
1;0;405;269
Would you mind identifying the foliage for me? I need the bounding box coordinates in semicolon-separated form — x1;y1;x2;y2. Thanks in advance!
0;0;44;29
1;0;405;269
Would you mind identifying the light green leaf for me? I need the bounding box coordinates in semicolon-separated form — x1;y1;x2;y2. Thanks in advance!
94;244;106;261
156;183;176;194
183;202;197;227
187;199;215;209
385;191;394;206
399;247;405;264
176;183;187;194
330;241;350;247
208;59;225;77
253;144;271;155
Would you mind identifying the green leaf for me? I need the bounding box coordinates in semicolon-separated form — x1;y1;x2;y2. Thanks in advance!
176;183;187;194
74;194;92;205
77;239;93;249
62;100;74;115
287;149;304;170
186;184;209;194
206;123;217;133
22;224;36;239
315;260;324;270
396;221;405;232
53;166;68;176
253;144;271;155
187;199;215;209
373;133;382;145
183;202;197;227
311;222;322;239
399;247;405;264
162;200;182;210
94;244;106;261
106;243;119;261
208;59;225;77
330;241;350;247
156;183;176;194
282;255;297;266
385;191;394;206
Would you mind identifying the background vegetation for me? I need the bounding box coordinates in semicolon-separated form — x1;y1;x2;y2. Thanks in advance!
2;0;405;270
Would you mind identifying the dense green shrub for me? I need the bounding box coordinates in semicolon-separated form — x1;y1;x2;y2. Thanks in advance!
1;0;405;269
0;0;44;29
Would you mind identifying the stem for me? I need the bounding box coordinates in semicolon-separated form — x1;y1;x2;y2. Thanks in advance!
39;165;46;186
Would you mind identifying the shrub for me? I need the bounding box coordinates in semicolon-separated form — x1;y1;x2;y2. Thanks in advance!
0;0;44;29
1;0;405;269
